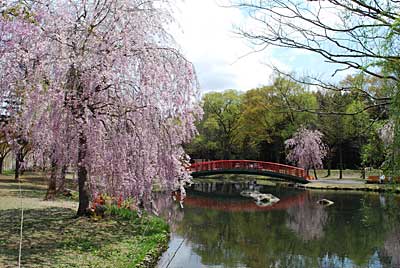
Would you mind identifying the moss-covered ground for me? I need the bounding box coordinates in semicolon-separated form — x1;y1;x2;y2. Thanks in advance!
0;173;169;268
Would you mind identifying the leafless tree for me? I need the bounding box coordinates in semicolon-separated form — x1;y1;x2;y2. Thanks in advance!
229;0;399;109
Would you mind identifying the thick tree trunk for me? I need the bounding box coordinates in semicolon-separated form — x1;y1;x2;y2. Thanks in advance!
67;66;90;216
77;134;90;217
45;174;57;200
57;165;67;193
0;156;4;174
45;158;57;200
326;158;331;177
15;158;19;181
313;167;318;180
15;149;23;181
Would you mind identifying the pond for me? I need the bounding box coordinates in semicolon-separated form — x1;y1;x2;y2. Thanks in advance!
156;181;400;268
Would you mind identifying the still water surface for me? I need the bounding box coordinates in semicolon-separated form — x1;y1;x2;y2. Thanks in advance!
156;181;400;268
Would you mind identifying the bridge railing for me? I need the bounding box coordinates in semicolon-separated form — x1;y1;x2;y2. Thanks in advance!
189;160;308;179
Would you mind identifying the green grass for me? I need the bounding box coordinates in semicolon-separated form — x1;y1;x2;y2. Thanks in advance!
0;173;169;268
3;169;15;176
300;181;400;194
315;169;361;179
315;169;383;180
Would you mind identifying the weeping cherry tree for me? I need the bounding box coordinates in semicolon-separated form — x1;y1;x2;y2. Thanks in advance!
0;0;202;216
285;127;327;179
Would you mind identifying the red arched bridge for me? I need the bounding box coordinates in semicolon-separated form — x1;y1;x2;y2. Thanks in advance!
189;160;312;184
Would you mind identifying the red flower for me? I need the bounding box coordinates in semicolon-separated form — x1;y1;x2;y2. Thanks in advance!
117;195;123;208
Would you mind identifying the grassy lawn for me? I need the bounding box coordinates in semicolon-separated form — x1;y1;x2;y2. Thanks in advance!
0;174;169;268
314;169;386;180
301;181;400;192
315;169;364;180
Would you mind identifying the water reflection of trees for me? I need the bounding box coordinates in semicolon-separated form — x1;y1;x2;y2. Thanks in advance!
171;191;399;268
151;192;184;232
286;197;328;241
191;182;259;195
379;194;400;268
382;229;400;267
175;208;311;267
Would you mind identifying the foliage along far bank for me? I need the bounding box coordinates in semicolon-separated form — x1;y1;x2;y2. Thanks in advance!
185;73;395;178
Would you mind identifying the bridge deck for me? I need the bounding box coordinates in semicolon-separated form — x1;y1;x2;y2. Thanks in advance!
190;160;312;184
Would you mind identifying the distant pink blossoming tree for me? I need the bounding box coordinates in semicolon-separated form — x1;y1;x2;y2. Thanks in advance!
379;121;394;146
285;127;327;179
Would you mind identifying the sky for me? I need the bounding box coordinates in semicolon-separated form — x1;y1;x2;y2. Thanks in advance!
172;0;353;93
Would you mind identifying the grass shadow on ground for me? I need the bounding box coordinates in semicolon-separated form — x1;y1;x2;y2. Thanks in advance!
0;184;46;191
0;207;168;268
0;173;169;267
0;174;78;201
0;207;76;267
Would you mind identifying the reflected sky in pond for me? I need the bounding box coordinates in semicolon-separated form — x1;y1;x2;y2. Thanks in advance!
157;182;400;268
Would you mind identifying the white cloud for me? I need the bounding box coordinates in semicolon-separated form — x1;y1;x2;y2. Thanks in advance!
170;0;349;92
171;0;276;92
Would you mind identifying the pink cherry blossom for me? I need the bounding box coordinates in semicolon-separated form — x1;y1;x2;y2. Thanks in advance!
285;126;327;175
0;1;202;215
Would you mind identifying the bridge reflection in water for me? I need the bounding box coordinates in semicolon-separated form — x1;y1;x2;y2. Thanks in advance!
185;182;307;212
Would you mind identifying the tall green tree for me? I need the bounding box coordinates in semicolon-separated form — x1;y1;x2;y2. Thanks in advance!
361;122;385;169
315;91;351;178
238;76;318;162
187;90;242;160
